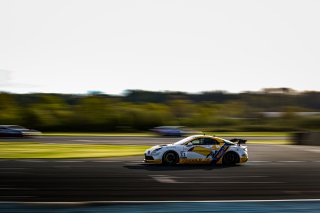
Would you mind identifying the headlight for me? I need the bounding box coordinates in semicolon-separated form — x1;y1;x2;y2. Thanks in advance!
151;148;162;154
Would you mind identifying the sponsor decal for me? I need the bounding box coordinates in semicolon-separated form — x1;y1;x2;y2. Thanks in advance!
190;146;212;156
206;150;217;158
188;147;194;152
181;151;187;158
211;145;220;151
213;144;230;160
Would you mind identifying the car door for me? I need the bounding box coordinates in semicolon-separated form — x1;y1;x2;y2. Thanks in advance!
184;138;213;160
202;138;221;159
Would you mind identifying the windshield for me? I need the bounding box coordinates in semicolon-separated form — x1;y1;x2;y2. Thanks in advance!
173;136;196;145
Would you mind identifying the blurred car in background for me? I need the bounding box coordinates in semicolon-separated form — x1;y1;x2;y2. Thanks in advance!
151;126;198;137
144;135;248;165
0;125;41;137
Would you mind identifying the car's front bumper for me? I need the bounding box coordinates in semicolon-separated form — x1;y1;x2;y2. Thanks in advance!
144;154;162;164
144;159;162;164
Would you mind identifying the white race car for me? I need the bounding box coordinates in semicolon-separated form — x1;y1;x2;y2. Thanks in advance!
144;135;248;165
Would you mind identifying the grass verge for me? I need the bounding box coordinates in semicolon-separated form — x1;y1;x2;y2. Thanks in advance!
0;142;150;159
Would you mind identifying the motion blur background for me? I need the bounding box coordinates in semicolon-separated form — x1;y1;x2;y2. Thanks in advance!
0;88;320;133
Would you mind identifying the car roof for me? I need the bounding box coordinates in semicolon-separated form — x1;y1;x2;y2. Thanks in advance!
190;134;215;138
188;135;233;143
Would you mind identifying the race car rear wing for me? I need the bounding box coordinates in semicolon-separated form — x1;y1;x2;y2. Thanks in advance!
230;138;247;145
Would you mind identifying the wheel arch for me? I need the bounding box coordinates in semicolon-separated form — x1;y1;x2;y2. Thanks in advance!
162;150;180;158
162;150;180;163
223;151;241;163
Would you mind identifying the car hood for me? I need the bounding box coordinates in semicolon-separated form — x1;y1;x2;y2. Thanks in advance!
147;143;174;152
150;144;170;149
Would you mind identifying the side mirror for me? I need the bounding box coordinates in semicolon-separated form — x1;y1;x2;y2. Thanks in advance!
186;142;193;146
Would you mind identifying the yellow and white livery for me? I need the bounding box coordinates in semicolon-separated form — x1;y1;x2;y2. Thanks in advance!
144;135;248;165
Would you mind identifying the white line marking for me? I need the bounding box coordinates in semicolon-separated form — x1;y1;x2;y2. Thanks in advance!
249;161;271;163
174;176;269;179
57;160;84;163
150;175;177;183
92;160;122;163
150;175;282;184
177;181;284;184
278;161;306;163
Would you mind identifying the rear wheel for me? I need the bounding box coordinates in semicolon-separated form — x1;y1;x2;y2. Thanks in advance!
162;151;179;165
222;152;239;166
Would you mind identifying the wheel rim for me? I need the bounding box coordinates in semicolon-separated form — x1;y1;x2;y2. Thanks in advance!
225;153;236;164
165;153;176;164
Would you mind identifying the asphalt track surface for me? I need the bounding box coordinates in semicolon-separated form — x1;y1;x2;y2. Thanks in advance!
0;136;320;202
0;135;288;145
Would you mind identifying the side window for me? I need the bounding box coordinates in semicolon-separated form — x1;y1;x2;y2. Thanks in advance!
203;138;219;145
190;138;218;145
191;139;201;145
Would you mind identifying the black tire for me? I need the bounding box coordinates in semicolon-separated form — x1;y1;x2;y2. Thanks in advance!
222;152;239;166
162;151;179;165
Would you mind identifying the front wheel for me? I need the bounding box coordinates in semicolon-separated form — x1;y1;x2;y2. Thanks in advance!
222;152;239;166
162;151;179;165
